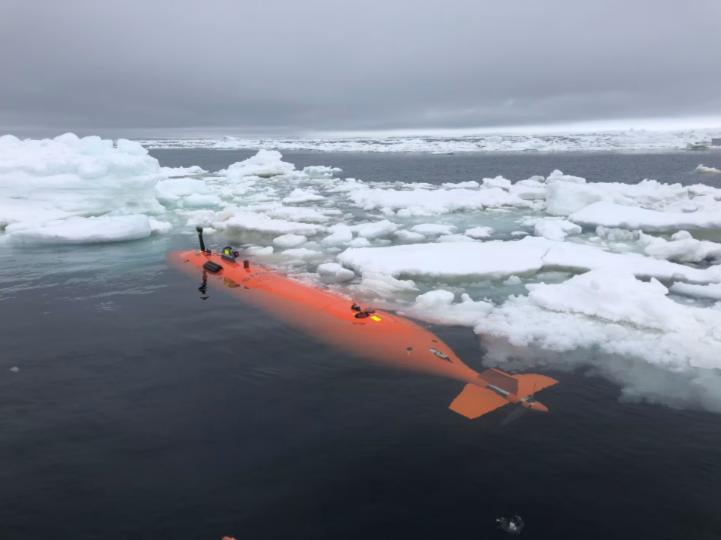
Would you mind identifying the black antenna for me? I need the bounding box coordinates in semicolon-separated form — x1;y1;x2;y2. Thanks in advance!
196;226;207;252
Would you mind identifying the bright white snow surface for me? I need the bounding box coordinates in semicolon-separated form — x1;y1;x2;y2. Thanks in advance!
6;136;721;412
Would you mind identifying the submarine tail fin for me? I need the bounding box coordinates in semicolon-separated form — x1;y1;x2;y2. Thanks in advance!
449;384;509;419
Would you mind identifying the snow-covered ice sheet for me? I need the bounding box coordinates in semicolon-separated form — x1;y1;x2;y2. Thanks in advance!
137;128;721;153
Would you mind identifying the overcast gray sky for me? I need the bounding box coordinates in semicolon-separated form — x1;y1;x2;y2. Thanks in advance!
1;0;720;138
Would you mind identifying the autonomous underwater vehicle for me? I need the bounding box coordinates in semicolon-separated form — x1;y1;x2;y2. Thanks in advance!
168;227;558;424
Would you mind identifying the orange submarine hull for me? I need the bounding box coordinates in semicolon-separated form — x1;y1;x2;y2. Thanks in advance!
168;247;558;420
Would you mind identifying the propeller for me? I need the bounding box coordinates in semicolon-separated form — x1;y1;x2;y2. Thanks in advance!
500;404;529;427
500;383;537;427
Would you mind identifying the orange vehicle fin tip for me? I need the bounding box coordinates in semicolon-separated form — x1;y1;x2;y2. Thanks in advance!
449;384;509;419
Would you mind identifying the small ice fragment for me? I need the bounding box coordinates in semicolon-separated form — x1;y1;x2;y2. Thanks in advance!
273;234;307;249
503;275;522;286
695;164;721;174
9;367;19;373
464;226;494;239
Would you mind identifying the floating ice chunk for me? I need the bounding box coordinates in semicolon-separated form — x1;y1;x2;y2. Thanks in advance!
695;164;721;174
9;367;19;373
224;214;321;236
302;165;342;178
393;229;426;243
570;202;721;232
527;271;681;331
442;181;480;189
510;180;547;201
160;165;207;177
504;275;522;286
0;133;163;229
547;179;695;216
670;282;721;300
8;215;151;244
411;223;457;236
348;237;371;248
338;236;721;284
437;234;475;243
511;231;529;237
475;276;721;411
542;239;720;283
264;206;330;223
533;218;582;241
545;181;605;215
410;290;494;327
545;169;586;184
596;226;639;242
639;232;721;263
245;246;274;256
277;248;324;261
326;178;367;193
338;237;551;280
322;225;353;246
482;176;512;190
357;219;397;239
464;226;494;239
149;218;173;235
183;193;222;207
155;178;211;204
348;187;529;215
317;262;355;282
351;273;419;298
282;188;326;204
273;234;307;248
223;149;295;178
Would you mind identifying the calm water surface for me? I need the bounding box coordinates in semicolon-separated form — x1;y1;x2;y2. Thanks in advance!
1;151;721;540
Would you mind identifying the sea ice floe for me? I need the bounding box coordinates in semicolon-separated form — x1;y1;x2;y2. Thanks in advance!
348;187;531;215
138;129;721;153
570;202;721;232
670;282;721;300
356;219;397;239
695;164;721;174
639;231;721;263
282;188;326;204
464;226;494;239
350;273;418;299
160;165;207;177
0;133;163;230
411;223;457;236
317;262;355;283
222;149;295;178
273;234;307;249
337;236;721;284
223;213;322;236
6;215;152;244
532;218;582;241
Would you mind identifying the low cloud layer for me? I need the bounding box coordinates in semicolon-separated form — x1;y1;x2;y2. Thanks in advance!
1;0;720;137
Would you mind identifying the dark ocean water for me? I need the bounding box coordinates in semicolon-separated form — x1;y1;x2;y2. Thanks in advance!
2;150;721;540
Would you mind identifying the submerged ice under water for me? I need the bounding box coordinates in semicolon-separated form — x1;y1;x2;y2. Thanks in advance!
3;133;721;414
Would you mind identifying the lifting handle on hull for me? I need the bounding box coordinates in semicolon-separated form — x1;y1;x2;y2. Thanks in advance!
196;226;208;253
